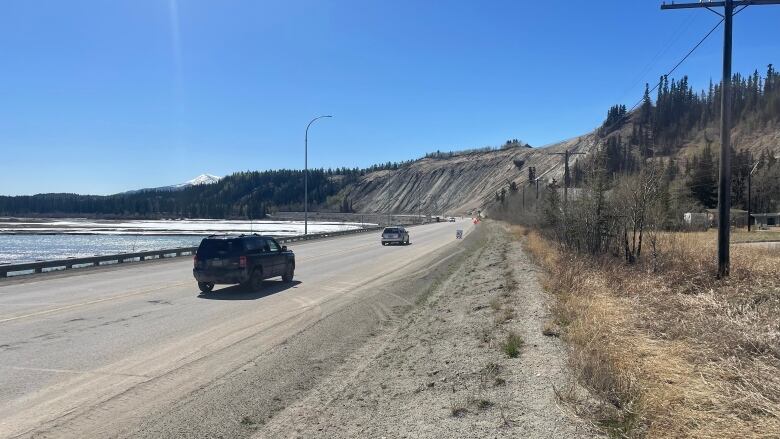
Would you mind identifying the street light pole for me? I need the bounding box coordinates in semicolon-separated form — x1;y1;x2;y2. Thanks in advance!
304;115;333;236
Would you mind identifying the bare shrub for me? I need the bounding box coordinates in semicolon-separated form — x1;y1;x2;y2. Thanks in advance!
613;163;664;264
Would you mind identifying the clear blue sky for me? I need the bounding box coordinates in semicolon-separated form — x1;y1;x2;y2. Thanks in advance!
2;1;779;195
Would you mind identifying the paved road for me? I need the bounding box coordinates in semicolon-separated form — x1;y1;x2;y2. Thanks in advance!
0;220;473;438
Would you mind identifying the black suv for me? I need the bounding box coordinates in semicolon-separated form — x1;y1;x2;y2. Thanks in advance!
193;235;295;293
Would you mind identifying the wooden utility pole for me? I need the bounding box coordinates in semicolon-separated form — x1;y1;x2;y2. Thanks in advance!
661;0;780;277
522;185;526;210
548;149;585;204
748;169;752;231
747;158;760;231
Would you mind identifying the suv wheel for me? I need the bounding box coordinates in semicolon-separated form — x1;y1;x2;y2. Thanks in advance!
282;264;295;282
249;269;264;290
198;282;214;293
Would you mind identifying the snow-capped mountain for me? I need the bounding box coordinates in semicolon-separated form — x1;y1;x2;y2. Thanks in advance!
120;174;222;194
173;174;222;188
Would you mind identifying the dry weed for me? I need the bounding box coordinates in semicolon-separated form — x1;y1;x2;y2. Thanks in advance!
489;296;502;311
494;307;515;325
520;228;780;438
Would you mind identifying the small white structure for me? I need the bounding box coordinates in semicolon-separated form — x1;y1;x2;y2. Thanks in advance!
683;212;710;230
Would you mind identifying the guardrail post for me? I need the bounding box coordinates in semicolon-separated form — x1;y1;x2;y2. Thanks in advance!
0;271;7;278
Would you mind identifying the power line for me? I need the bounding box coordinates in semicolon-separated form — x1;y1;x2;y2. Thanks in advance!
598;17;724;137
616;11;697;104
661;19;724;86
637;19;723;110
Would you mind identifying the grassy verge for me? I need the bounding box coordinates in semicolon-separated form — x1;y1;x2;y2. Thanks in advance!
731;228;780;243
512;225;780;438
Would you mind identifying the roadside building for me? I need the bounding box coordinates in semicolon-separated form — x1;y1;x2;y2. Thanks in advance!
705;209;749;228
750;212;780;229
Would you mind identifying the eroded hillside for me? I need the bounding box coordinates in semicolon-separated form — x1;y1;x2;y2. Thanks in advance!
343;134;598;215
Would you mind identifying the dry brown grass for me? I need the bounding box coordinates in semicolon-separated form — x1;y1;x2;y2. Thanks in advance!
494;307;515;325
730;228;780;243
512;225;780;438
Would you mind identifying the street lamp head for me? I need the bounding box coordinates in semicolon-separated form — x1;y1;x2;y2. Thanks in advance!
307;115;333;129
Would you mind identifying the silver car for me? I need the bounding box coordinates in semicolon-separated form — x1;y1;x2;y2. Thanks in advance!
381;226;410;246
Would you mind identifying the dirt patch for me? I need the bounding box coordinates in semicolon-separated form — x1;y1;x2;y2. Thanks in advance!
258;222;596;438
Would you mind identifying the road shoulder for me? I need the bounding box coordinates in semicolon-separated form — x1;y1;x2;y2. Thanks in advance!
259;222;597;438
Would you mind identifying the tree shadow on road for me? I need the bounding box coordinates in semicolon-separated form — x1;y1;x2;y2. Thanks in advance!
197;280;301;300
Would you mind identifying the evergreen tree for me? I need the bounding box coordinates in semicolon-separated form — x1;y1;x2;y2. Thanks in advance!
688;145;717;208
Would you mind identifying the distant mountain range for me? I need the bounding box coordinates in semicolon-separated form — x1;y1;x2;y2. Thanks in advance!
120;174;222;194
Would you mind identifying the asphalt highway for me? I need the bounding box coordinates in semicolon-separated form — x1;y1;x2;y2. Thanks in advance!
0;219;473;438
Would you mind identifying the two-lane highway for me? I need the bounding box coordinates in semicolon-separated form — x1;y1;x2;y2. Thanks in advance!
0;219;473;438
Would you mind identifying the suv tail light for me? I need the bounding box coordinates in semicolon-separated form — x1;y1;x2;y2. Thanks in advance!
239;256;247;268
193;255;198;268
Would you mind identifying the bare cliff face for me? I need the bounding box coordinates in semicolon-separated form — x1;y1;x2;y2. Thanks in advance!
344;133;598;215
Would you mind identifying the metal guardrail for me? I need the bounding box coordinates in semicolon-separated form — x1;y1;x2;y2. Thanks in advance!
0;226;383;278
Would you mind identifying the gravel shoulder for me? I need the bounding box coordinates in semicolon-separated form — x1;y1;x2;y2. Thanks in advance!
259;221;597;438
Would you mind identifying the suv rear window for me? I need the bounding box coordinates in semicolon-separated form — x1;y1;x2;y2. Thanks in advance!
243;237;265;252
197;239;244;257
383;228;400;234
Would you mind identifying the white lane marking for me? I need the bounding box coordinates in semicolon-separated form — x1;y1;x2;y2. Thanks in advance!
0;365;150;379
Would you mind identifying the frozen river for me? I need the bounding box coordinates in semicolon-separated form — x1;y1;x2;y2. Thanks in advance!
0;218;371;264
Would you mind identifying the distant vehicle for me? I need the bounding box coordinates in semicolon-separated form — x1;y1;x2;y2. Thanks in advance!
193;235;295;293
448;217;456;222
381;226;410;246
